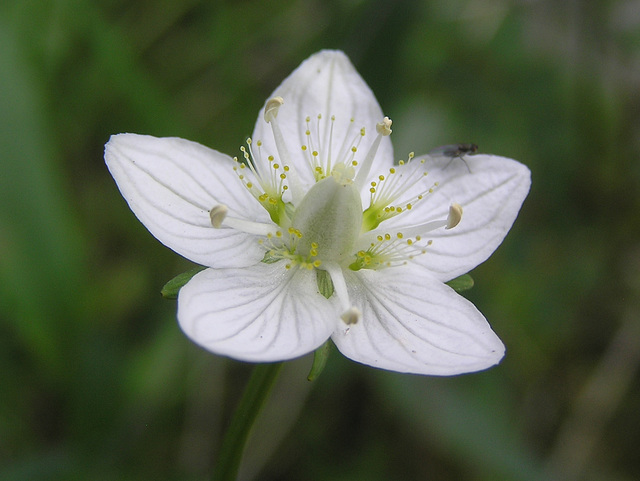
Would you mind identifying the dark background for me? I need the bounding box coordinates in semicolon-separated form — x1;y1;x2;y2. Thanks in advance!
2;0;640;480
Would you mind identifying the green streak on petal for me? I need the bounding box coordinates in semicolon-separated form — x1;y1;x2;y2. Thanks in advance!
161;266;206;299
316;269;334;299
446;273;475;292
307;340;333;381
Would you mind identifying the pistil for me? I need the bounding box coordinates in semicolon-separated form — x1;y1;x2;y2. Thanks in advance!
264;97;304;202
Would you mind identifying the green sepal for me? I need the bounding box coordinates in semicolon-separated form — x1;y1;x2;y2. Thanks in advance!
316;269;334;299
307;340;333;381
161;266;206;299
446;273;474;292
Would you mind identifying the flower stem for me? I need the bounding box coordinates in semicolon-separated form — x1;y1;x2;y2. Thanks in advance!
212;362;283;481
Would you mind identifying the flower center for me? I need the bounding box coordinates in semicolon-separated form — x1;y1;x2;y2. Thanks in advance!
208;96;466;323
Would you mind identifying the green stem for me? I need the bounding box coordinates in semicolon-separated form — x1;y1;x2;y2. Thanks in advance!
212;362;283;481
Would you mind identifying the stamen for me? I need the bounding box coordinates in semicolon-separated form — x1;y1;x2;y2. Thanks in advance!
446;203;463;229
362;155;436;231
354;202;462;270
302;115;363;182
362;201;462;244
350;232;432;270
341;307;362;325
209;204;228;228
376;116;393;136
396;220;448;239
210;204;277;236
264;96;284;123
263;97;304;202
354;117;392;191
322;262;359;323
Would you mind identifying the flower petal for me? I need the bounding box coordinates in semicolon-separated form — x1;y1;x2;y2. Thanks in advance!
332;266;505;375
177;263;339;362
386;154;530;281
105;134;270;268
252;50;393;186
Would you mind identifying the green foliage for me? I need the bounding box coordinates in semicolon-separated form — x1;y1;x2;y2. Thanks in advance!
2;1;640;480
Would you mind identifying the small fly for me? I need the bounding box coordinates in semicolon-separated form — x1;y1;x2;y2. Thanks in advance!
428;143;478;172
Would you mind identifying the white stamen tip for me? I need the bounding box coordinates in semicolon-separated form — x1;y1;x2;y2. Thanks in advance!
264;96;284;123
209;204;229;228
446;202;463;229
341;307;362;325
376;117;392;136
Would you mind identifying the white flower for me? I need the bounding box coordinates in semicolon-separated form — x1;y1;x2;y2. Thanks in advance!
105;50;530;375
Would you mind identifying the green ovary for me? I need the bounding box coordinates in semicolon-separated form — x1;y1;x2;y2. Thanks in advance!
291;176;363;264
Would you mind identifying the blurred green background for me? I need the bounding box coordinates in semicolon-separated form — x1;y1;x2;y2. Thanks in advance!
2;0;640;480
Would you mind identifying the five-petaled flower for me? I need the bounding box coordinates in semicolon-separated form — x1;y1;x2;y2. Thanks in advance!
105;50;530;375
